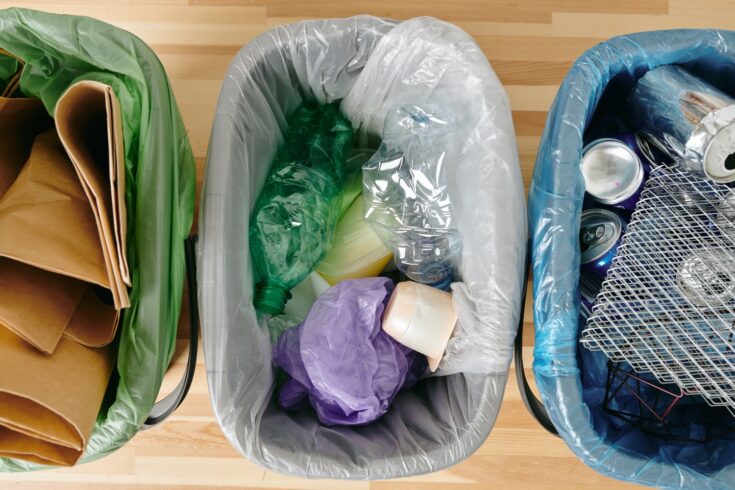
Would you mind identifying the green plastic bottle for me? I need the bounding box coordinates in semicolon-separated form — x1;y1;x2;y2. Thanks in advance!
250;102;353;315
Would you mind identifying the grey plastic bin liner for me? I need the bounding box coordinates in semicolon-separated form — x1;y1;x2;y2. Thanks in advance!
198;16;526;478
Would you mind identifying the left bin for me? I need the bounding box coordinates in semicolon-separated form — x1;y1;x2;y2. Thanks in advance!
0;8;197;470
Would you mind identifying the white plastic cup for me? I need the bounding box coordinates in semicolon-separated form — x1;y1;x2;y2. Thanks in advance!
382;281;457;372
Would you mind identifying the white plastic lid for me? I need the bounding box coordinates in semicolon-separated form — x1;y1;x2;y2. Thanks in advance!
382;281;457;372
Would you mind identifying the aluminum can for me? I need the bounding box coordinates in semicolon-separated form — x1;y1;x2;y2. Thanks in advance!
677;249;735;307
581;138;646;211
580;208;626;275
627;65;735;184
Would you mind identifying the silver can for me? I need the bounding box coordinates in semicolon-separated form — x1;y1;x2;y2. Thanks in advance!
677;249;735;307
581;139;645;211
627;65;735;184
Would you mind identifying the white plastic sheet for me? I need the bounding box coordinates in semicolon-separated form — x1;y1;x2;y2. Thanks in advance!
198;16;525;478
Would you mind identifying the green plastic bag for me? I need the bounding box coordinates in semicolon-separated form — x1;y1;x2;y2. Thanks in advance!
0;8;195;470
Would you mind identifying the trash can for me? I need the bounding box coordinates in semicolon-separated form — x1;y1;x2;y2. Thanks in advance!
198;16;527;478
525;29;735;488
0;8;197;470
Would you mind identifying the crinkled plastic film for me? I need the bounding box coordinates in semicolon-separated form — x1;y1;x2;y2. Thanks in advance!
0;8;195;471
530;29;735;489
198;16;526;478
362;104;461;287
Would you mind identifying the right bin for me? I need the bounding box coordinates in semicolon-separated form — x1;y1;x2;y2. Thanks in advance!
527;30;735;489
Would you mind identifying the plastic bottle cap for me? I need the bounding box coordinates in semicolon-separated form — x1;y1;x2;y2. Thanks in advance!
254;282;292;316
382;281;457;372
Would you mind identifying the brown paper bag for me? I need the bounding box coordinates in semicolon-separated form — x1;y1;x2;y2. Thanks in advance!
56;81;131;310
0;131;119;354
0;327;113;466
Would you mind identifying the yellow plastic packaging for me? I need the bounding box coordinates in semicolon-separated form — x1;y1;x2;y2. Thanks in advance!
316;195;393;285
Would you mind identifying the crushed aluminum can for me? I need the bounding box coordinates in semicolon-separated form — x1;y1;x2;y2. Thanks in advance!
580;208;626;276
677;249;735;307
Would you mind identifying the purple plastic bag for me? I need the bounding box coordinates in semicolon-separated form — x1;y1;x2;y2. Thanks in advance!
273;277;426;426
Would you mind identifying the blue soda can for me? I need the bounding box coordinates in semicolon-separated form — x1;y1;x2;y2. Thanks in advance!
581;138;646;211
580;208;626;276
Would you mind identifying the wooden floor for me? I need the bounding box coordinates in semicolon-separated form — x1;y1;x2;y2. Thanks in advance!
4;0;735;488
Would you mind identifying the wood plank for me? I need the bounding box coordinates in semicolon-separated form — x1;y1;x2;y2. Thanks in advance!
552;12;735;38
494;60;573;86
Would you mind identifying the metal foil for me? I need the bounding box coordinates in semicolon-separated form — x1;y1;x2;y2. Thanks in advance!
627;65;735;182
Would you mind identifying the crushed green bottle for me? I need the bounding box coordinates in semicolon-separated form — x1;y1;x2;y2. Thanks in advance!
250;102;353;315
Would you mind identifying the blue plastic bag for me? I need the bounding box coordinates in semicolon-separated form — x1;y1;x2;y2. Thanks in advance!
530;29;735;489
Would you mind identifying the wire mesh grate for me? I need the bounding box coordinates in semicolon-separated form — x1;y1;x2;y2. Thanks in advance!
582;166;735;413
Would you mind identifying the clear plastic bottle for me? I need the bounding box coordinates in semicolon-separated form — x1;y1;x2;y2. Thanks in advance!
250;102;353;314
363;105;462;289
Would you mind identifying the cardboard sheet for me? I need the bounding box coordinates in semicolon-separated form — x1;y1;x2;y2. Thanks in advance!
56;81;131;309
0;78;129;356
0;96;51;198
0;53;127;465
0;328;114;466
0;131;119;354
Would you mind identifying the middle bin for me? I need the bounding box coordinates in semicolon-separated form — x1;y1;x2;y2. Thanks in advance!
197;16;527;478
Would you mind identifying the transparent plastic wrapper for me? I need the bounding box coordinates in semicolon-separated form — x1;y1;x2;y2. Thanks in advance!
273;278;425;426
199;15;525;478
363;104;461;288
530;29;735;489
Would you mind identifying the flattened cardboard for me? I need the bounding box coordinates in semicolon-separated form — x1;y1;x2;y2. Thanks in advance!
0;327;113;466
0;130;110;286
55;81;131;310
0;258;85;354
0;96;52;198
0;258;120;354
0;131;119;353
64;287;120;347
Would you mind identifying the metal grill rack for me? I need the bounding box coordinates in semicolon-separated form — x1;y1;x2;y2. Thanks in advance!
582;166;735;414
603;361;735;442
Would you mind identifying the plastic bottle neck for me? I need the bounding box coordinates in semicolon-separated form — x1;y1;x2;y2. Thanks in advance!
254;282;291;315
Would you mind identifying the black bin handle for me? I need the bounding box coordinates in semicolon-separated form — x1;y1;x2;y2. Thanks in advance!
515;254;559;436
143;235;199;429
